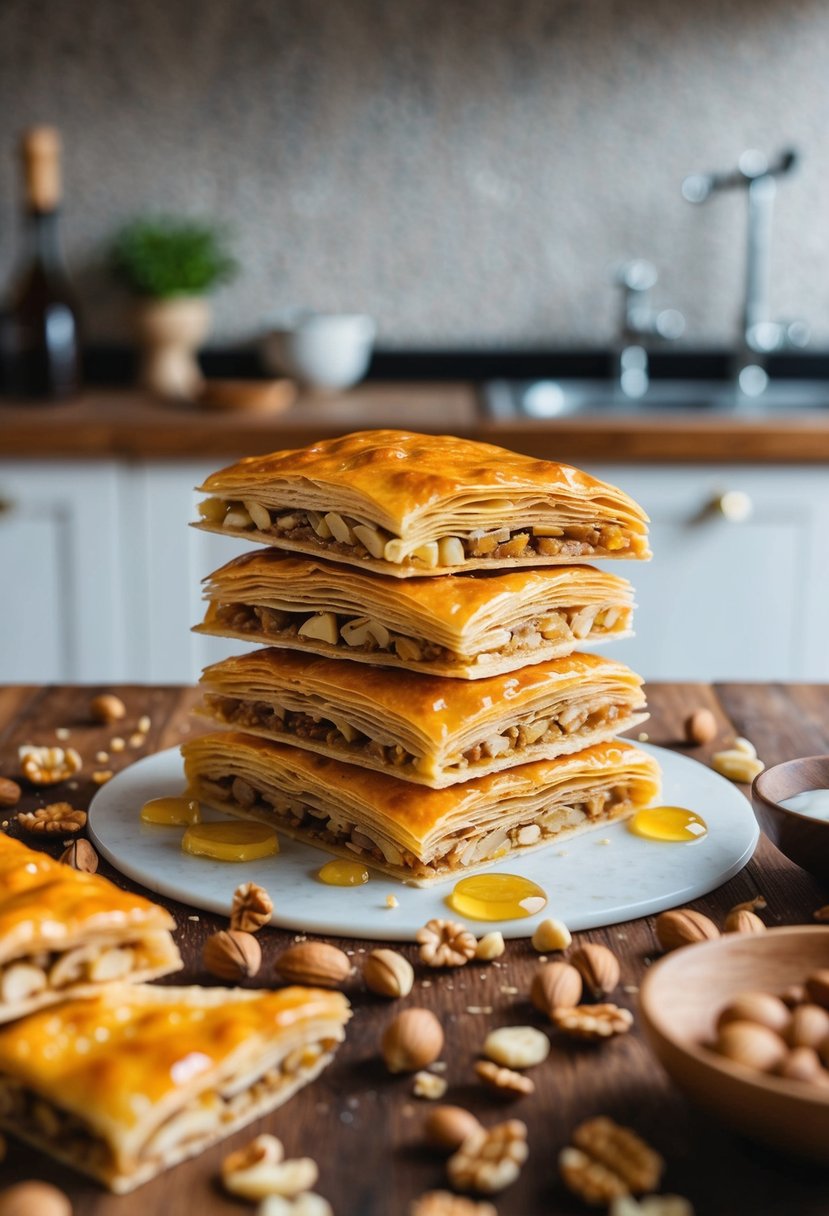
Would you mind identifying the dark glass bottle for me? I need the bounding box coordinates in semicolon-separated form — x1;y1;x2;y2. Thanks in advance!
5;127;82;400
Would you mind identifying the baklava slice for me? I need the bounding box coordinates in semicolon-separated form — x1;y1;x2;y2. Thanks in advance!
0;983;349;1193
0;835;181;1023
196;549;635;678
194;429;650;577
182;733;661;885
197;649;647;788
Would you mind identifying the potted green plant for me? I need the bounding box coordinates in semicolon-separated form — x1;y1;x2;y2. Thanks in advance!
110;217;237;399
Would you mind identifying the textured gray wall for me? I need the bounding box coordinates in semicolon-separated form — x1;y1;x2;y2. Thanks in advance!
1;0;828;349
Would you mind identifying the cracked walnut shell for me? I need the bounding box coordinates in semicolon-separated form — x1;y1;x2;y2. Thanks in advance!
202;930;261;981
447;1118;528;1194
19;744;82;786
17;803;87;834
59;837;99;872
417;919;477;968
559;1116;664;1205
552;1003;633;1040
230;881;274;933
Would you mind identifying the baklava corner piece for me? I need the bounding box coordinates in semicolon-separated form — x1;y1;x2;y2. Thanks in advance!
193;429;650;576
0;834;181;1023
0;983;350;1193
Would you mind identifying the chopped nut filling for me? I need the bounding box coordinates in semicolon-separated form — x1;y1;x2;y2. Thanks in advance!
202;693;625;780
191;772;632;881
207;500;647;564
211;602;630;669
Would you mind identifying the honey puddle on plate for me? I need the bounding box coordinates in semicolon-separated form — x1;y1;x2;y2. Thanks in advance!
181;821;279;862
140;796;201;826
628;806;708;842
316;859;370;887
446;873;547;922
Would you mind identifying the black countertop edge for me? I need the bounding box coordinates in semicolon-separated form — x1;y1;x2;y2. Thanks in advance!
76;344;829;386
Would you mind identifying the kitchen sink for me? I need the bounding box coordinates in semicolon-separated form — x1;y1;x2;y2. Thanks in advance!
482;378;829;419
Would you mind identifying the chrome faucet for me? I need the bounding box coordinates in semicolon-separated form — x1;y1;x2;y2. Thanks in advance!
682;149;808;395
614;260;684;398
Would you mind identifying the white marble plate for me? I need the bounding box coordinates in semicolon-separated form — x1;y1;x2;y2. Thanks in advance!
88;743;758;941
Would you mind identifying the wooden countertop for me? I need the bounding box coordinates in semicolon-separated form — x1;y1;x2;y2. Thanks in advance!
1;681;829;1215
2;386;829;462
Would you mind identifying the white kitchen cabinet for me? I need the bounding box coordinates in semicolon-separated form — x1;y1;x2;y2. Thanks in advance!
591;466;829;681
2;459;827;683
0;462;124;682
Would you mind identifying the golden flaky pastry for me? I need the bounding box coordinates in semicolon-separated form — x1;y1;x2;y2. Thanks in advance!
194;430;650;577
197;648;647;788
0;834;181;1023
182;734;661;886
0;983;349;1192
196;550;635;678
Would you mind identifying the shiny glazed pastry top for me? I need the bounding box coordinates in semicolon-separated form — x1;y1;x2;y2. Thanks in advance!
195;429;651;576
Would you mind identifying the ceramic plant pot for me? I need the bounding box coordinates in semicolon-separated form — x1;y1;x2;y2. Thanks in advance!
134;295;211;400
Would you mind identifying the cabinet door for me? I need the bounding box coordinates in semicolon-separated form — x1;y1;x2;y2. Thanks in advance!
0;462;124;682
131;463;253;684
591;466;829;681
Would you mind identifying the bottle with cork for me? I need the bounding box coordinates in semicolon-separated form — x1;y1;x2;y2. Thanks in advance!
4;126;82;399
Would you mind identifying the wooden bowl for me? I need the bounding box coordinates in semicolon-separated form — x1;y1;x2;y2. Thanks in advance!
197;378;297;414
752;755;829;883
639;926;829;1162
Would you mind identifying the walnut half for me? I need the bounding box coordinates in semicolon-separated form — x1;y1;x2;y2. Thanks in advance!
17;804;87;834
559;1117;664;1205
447;1119;529;1194
417;919;477;968
19;745;82;786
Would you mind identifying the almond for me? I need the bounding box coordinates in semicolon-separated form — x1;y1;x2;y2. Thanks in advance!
0;778;21;808
423;1105;483;1151
363;948;414;998
654;908;720;952
274;941;351;988
716;992;790;1035
530;961;583;1018
0;1182;72;1216
724;909;766;934
785;1003;829;1050
59;838;99;873
89;693;126;724
202;930;261;981
715;1021;786;1072
381;1007;444;1074
683;708;718;746
569;943;620;998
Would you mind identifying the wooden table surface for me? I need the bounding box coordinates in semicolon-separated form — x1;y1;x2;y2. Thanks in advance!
1;682;828;1215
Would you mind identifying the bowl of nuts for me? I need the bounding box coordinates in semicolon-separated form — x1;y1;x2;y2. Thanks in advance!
639;926;829;1162
751;755;829;883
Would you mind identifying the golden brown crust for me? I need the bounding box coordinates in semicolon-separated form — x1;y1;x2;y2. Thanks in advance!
197;649;647;787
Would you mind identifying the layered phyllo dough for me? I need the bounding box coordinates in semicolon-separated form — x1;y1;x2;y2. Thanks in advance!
182;733;661;885
196;550;635;679
197;649;647;788
0;983;350;1193
0;835;181;1024
194;430;650;577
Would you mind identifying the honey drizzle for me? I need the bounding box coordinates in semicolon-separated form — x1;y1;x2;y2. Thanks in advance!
140;796;201;826
181;821;279;862
316;859;370;887
446;873;547;922
628;806;708;842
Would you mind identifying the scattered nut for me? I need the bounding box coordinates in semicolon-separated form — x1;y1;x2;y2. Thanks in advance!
410;1192;497;1216
110;736;126;752
417;919;477;968
570;943;620;998
231;881;274;933
274;941;351;988
59;837;99;872
92;770;113;785
89;693;127;724
203;929;261;981
128;732;145;749
724;908;766;934
363;948;414;998
382;1008;444;1074
386;894;399;909
223;1133;284;1176
785;1003;829;1050
474;932;505;962
715;1021;787;1071
447;1119;528;1194
474;1059;534;1096
552;1003;634;1040
137;714;152;733
0;778;21;808
530;961;583;1018
55;727;71;741
18;744;82;786
683;708;718;746
0;1181;73;1216
559;1116;664;1205
733;736;757;757
711;748;764;783
223;1154;319;1200
17;804;87;834
257;1194;333;1216
95;750;109;764
654;908;719;952
531;917;571;953
413;1070;448;1100
716;992;790;1035
423;1106;483;1152
483;1025;550;1069
610;1194;695;1216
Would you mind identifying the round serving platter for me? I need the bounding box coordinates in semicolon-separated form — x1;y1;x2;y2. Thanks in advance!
88;742;759;941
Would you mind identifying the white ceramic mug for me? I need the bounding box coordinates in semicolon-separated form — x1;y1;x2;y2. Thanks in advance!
261;312;376;391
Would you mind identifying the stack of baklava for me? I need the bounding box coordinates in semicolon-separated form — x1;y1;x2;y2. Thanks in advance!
183;430;660;887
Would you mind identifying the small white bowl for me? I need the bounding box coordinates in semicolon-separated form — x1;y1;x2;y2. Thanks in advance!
261;313;375;391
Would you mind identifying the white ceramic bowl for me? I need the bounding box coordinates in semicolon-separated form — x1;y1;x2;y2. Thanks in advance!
261;313;375;391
